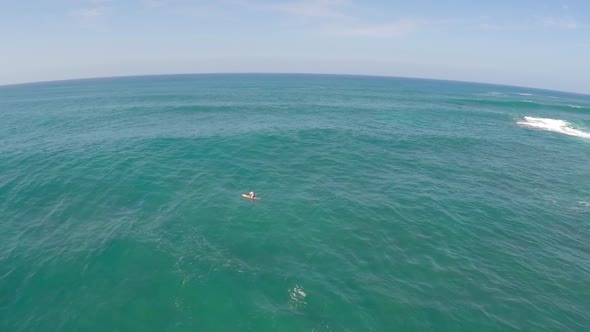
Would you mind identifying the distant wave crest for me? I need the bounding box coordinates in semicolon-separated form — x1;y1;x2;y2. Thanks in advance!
518;116;590;139
451;98;590;113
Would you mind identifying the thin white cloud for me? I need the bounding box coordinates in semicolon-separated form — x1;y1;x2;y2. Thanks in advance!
540;16;579;29
140;0;358;24
141;0;170;8
336;18;429;38
480;15;580;31
222;0;352;19
479;22;530;31
68;6;109;31
268;0;352;18
71;7;104;18
228;1;436;37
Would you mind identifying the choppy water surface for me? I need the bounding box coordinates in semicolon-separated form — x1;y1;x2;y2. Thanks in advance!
1;74;589;331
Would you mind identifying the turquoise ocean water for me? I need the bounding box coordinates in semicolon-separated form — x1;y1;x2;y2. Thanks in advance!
1;74;589;331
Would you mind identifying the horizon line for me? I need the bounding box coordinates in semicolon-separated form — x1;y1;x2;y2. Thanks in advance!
0;72;588;97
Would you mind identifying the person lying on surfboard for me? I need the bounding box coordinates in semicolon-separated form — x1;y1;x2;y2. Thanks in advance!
242;191;260;200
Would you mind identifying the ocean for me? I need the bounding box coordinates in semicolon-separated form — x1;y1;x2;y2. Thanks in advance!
1;74;589;331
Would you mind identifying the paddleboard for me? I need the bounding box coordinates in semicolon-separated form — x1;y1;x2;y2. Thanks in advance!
242;194;261;200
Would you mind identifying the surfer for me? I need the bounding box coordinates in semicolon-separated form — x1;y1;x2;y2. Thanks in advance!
242;191;260;200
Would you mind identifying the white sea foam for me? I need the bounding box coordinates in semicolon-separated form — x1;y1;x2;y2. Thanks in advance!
518;116;590;139
289;285;306;300
289;285;307;308
483;92;504;96
567;105;582;109
573;201;590;212
517;93;533;96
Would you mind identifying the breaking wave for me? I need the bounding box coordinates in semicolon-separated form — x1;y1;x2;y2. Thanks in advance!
518;116;590;139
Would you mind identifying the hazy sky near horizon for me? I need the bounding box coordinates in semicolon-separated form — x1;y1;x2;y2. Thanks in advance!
1;0;589;93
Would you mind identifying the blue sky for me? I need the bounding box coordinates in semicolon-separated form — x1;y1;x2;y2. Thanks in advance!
1;0;589;93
